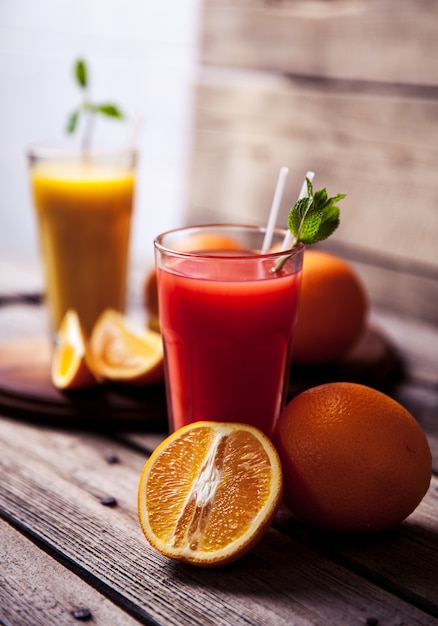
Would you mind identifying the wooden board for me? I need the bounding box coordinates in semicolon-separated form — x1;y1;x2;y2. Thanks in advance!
184;78;438;324
200;0;438;86
1;521;142;626
0;328;400;428
0;338;168;429
185;0;438;327
289;325;402;397
186;79;438;271
1;417;437;625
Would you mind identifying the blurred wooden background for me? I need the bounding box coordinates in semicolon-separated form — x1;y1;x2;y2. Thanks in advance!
184;0;438;325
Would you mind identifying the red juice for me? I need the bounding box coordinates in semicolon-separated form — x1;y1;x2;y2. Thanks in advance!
156;246;303;437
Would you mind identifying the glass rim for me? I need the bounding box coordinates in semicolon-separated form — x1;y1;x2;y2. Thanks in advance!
154;223;305;260
26;143;138;161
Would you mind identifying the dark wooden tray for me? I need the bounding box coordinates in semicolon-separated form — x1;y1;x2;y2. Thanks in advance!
0;327;401;429
0;337;168;429
288;325;403;397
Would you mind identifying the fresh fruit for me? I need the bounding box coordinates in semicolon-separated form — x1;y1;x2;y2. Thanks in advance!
144;268;160;333
292;249;368;364
144;233;242;330
172;232;242;253
51;309;98;390
274;382;432;533
89;309;164;385
138;421;283;567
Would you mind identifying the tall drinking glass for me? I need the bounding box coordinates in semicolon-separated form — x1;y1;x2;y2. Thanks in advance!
27;146;137;335
154;224;304;437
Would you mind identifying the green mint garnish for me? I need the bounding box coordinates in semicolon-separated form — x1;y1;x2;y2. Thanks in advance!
66;58;125;151
274;178;346;272
288;177;345;245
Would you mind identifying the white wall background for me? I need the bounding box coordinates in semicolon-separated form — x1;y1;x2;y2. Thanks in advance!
0;0;201;268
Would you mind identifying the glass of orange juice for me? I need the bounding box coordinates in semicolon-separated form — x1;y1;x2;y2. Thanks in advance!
27;146;137;335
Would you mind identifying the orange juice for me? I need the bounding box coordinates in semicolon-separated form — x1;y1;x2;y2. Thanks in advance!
29;150;136;335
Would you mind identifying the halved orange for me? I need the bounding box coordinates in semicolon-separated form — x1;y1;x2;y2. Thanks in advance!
138;421;283;567
51;309;98;390
89;309;164;385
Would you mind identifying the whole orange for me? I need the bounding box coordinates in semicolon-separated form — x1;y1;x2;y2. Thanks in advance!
274;382;432;533
292;249;368;364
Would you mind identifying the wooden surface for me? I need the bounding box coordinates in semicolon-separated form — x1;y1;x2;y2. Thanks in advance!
185;78;438;324
1;260;437;625
184;0;438;325
0;326;396;427
0;337;167;427
200;0;438;85
2;416;436;626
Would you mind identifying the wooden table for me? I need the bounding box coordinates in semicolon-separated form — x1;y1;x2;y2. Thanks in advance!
1;260;437;626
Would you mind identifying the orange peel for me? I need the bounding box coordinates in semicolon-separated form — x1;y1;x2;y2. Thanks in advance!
89;309;164;385
51;309;98;390
138;421;283;567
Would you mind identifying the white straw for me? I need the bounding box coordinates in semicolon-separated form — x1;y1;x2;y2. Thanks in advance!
261;166;289;253
281;170;315;251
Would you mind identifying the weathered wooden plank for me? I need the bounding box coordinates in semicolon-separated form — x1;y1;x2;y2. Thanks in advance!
367;310;438;473
200;0;438;86
184;78;438;321
369;303;438;454
390;382;438;475
275;481;438;617
0;520;142;626
322;241;438;327
0;416;437;626
117;432;168;453
186;78;438;269
369;309;438;386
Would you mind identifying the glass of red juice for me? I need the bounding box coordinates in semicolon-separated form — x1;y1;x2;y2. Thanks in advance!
154;224;304;438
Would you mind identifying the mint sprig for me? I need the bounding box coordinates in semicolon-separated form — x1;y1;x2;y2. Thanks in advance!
274;178;345;272
66;58;125;151
288;177;345;245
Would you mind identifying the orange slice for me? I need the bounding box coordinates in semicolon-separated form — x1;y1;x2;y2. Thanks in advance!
51;309;98;390
89;309;164;385
138;421;283;567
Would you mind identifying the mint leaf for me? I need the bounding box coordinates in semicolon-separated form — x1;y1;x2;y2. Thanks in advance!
66;109;80;134
66;58;126;151
273;178;345;272
288;196;322;245
315;202;340;242
97;103;124;119
288;178;345;246
75;59;87;89
287;196;312;238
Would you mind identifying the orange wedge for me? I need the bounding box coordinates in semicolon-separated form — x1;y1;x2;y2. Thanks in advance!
51;309;98;390
89;309;164;385
138;421;283;567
